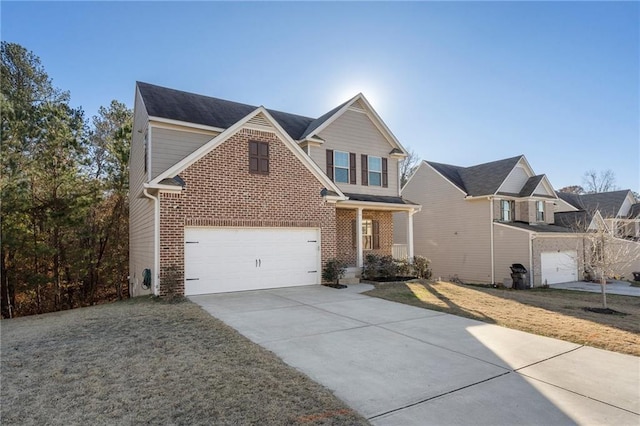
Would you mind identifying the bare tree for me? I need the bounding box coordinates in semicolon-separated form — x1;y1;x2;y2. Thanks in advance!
400;148;420;188
582;169;618;194
575;213;640;310
558;185;584;194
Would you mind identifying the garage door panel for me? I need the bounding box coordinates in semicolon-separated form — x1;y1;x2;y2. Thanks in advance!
541;251;578;285
184;227;320;295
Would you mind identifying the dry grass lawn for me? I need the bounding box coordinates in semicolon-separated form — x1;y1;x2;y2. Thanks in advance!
1;297;368;425
365;280;640;357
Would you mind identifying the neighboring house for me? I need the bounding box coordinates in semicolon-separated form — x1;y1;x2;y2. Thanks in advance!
129;82;420;297
395;155;585;287
555;190;639;240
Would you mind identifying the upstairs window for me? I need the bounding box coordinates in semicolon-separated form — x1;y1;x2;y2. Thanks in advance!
249;141;269;175
334;151;349;183
536;201;545;222
500;200;515;222
368;156;382;186
326;150;356;184
361;155;388;187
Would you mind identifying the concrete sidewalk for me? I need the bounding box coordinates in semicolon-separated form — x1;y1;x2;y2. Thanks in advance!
191;285;640;425
550;280;640;297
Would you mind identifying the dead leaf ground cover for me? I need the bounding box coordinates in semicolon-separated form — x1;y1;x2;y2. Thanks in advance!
364;280;640;356
1;298;368;426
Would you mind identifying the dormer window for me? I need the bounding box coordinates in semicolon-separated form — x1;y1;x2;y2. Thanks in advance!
501;200;515;222
536;201;545;222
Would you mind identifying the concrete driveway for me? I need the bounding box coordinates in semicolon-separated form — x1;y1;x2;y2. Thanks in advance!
550;280;640;297
191;284;640;425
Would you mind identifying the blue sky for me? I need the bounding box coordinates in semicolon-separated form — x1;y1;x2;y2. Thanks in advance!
2;1;638;191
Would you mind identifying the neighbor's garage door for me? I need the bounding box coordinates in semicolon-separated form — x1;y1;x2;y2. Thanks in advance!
541;251;578;284
184;227;320;295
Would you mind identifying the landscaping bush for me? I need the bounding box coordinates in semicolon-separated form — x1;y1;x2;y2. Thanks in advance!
413;255;432;279
322;258;346;285
363;253;421;281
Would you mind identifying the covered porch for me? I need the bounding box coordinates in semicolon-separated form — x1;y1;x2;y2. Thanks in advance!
336;194;420;269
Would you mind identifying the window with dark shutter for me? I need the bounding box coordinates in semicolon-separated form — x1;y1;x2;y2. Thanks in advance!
361;154;368;186
326;149;334;181
249;141;269;175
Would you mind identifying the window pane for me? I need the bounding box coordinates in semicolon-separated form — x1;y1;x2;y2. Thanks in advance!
369;171;381;186
368;156;382;172
335;167;349;183
335;151;349;168
362;220;372;250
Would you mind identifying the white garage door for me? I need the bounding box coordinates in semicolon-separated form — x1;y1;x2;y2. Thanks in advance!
184;227;320;295
541;251;578;285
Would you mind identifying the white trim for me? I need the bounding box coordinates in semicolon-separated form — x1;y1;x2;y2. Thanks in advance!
147;125;152;182
529;233;534;288
149;106;345;199
490;198;495;285
495;156;529;195
336;199;421;212
144;182;183;192
534;175;558;198
149;116;226;133
309;93;407;154
407;210;415;260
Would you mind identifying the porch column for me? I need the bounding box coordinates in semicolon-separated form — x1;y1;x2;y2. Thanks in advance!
407;210;415;261
356;207;363;268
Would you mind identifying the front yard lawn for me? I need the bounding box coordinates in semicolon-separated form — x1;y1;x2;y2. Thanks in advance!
365;280;640;357
1;298;368;425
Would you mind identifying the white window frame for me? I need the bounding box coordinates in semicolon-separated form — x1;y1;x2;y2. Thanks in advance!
368;156;382;187
334;151;349;183
536;201;545;222
362;219;373;250
501;200;514;222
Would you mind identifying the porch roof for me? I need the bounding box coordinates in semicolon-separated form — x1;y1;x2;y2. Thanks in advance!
338;193;421;211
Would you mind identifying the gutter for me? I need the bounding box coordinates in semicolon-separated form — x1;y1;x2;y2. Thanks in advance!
142;188;160;296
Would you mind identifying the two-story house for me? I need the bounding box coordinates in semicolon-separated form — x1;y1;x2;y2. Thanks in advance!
556;190;639;240
129;82;420;297
395;155;585;287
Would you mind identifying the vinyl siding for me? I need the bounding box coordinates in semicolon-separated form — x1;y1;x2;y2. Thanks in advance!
500;164;529;194
401;163;492;283
151;127;218;179
312;109;400;196
493;224;531;286
129;87;155;296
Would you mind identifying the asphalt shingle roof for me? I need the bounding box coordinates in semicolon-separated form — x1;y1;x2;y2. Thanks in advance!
427;156;523;196
500;221;578;234
556;190;632;218
518;175;545;197
138;82;330;140
344;193;418;205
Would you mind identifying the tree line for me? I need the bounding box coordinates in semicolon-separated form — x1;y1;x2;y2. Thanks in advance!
1;42;132;317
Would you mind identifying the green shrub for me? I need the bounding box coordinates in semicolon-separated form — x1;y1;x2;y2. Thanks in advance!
413;256;432;279
322;258;346;285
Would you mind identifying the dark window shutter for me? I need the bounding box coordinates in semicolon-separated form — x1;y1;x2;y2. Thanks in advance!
372;220;380;249
249;141;269;174
349;152;356;184
351;219;357;248
361;154;368;186
326;149;334;181
382;158;388;188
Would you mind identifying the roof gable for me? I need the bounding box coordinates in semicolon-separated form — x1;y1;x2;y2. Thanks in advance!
148;106;343;198
556;190;633;218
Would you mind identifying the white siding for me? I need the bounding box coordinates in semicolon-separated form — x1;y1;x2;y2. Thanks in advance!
619;195;633;217
312;109;400;196
500;164;530;194
493;224;531;286
402;163;492;283
151;127;217;179
129;88;155;296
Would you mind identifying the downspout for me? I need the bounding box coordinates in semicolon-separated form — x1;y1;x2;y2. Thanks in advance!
529;234;534;288
489;197;495;285
143;188;160;296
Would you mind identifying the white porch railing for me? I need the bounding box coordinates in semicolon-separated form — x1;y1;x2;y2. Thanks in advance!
392;244;409;260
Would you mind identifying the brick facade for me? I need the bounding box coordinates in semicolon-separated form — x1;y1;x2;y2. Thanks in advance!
158;127;337;296
335;208;393;266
